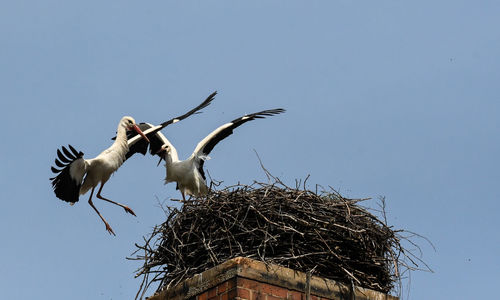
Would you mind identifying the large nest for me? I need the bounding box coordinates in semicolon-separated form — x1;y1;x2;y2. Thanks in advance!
131;178;430;299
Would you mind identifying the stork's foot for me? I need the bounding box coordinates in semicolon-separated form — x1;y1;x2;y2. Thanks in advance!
105;222;116;236
123;206;136;216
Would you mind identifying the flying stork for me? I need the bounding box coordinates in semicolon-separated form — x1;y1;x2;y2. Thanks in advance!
50;116;150;235
151;108;286;200
50;91;216;235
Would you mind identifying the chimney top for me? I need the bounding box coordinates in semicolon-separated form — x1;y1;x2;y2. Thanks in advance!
148;257;398;300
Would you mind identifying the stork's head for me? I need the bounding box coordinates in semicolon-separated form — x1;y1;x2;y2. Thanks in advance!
120;116;137;130
155;144;170;166
121;116;150;143
160;144;172;153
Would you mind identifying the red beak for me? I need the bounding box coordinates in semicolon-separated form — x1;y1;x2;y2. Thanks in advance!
133;124;150;143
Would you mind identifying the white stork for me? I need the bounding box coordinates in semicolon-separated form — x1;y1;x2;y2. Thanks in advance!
50;116;150;235
50;92;216;235
155;108;286;200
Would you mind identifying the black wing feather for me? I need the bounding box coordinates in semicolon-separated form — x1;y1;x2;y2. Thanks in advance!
147;131;167;156
62;146;76;160
68;144;82;157
50;166;61;174
54;159;65;168
159;91;217;128
125;123;154;159
197;108;285;177
200;108;285;156
57;149;71;163
50;144;85;203
124;123;169;160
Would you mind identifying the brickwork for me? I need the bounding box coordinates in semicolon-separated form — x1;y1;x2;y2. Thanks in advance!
148;257;397;300
195;278;237;300
192;277;336;300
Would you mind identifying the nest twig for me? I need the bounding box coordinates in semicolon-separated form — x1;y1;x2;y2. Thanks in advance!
130;179;431;299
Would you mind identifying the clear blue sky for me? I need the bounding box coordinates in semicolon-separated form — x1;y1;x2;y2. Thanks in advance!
1;1;499;299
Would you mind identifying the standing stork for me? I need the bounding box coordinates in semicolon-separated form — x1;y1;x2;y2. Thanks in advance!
50;116;150;235
155;108;286;200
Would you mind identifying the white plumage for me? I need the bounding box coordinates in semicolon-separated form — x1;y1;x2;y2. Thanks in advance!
50;116;150;235
156;108;286;200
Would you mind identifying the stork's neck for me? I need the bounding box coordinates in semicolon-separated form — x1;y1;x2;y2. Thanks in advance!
165;145;180;165
156;135;178;165
112;123;130;155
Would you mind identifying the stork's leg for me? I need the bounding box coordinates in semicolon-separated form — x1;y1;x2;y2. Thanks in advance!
181;190;186;201
88;186;116;236
96;183;136;216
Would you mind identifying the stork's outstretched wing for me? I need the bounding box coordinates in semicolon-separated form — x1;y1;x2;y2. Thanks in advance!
192;108;286;179
50;145;86;203
158;91;217;128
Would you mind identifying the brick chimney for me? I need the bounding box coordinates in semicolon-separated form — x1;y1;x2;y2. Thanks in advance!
147;257;398;300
